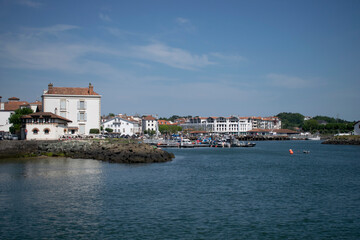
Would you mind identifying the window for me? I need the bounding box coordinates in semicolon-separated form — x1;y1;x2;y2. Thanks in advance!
60;112;66;118
78;112;87;122
60;99;66;110
44;129;50;134
32;128;39;134
79;100;86;110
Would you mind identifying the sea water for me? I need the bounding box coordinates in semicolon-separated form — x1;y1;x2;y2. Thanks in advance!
0;141;359;239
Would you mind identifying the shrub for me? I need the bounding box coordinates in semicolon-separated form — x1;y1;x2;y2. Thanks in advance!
90;128;100;134
105;128;113;133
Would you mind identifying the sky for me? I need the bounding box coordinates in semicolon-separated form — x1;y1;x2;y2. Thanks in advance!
0;0;359;121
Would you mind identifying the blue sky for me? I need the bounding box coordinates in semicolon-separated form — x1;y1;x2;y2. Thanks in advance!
0;0;359;120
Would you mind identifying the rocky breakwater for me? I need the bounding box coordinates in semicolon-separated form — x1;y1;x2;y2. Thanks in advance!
0;140;175;163
322;136;360;145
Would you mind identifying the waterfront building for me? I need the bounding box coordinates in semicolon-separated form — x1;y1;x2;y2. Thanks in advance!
182;116;252;135
354;121;360;135
21;112;72;140
142;115;158;133
42;83;101;135
102;116;141;136
0;97;41;132
248;116;281;130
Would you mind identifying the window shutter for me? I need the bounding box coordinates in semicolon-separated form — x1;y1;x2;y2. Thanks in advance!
84;101;87;110
77;101;80;110
77;112;80;121
85;113;87;121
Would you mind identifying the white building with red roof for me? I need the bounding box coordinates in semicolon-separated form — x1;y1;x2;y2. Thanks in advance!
142;115;158;133
42;83;101;135
0;96;42;132
102;116;141;136
21;112;72;140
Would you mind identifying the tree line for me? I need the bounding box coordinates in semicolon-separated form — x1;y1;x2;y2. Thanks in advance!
276;112;354;134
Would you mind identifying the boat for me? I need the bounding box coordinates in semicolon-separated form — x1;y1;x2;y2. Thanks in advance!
230;140;256;147
308;135;321;140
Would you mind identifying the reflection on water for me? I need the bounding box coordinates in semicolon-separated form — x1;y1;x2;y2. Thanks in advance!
0;142;360;239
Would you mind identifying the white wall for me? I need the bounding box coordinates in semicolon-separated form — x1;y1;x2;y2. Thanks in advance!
0;111;12;132
25;123;67;140
102;117;140;136
43;95;101;135
354;122;360;135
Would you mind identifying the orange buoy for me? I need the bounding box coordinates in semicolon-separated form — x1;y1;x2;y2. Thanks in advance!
289;149;294;155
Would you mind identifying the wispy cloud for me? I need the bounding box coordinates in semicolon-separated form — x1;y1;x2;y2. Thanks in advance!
176;17;189;24
105;27;146;40
99;13;111;22
17;0;42;8
267;73;311;88
175;17;196;32
24;24;79;35
210;52;247;63
130;43;214;70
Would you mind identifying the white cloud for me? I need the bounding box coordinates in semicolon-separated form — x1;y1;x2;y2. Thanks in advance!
267;73;310;88
99;13;111;22
130;43;214;70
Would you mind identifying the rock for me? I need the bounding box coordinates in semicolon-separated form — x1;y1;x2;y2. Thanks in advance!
0;140;175;163
322;136;360;145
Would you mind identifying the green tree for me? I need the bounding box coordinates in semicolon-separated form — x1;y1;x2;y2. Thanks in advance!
9;108;33;134
159;125;182;134
302;119;319;133
108;113;115;117
276;112;305;129
148;130;156;136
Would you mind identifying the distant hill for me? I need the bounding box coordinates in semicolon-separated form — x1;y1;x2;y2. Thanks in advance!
276;112;354;133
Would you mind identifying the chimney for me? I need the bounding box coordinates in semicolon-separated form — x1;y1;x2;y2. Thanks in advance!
88;83;94;95
48;83;53;93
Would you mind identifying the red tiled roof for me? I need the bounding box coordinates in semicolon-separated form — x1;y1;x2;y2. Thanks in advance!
29;101;42;105
21;112;72;122
45;87;99;96
143;115;156;120
189;131;208;134
3;101;29;111
272;129;298;134
247;129;271;133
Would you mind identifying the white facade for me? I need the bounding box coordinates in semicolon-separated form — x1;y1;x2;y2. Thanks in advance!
0;111;12;132
42;84;101;135
21;112;71;140
354;121;360;135
24;123;68;140
102;117;141;136
183;116;252;135
142;116;158;133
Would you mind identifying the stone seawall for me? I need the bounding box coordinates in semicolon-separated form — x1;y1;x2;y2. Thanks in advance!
0;140;175;163
322;136;360;145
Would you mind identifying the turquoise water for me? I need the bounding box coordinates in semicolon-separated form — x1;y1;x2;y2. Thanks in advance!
0;141;359;239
